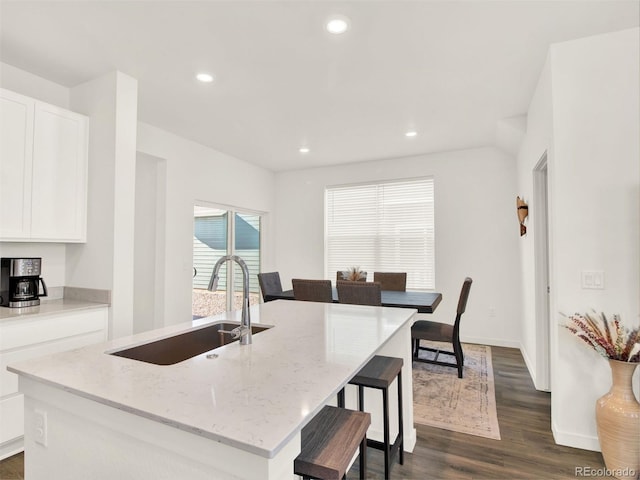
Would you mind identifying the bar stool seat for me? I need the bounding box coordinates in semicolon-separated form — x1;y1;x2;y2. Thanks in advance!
348;355;404;480
294;405;370;480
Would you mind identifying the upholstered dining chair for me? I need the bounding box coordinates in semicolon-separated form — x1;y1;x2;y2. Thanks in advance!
411;277;473;378
373;272;407;291
292;279;333;303
257;272;283;302
336;281;382;306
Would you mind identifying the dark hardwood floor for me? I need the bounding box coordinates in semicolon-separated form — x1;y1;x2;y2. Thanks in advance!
351;346;611;480
0;347;609;480
0;452;22;480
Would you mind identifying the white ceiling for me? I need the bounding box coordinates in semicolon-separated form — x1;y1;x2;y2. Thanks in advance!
1;1;638;172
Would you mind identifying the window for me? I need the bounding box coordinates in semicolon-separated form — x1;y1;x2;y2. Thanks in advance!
325;178;435;290
192;205;262;318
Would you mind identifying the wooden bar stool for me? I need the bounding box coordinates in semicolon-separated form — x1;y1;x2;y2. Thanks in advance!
348;355;404;480
294;405;370;480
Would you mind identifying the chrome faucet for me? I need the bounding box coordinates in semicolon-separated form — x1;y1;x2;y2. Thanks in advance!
208;255;252;345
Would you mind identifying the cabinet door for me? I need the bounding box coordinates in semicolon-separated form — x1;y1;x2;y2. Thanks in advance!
30;102;88;242
0;307;108;457
0;89;33;240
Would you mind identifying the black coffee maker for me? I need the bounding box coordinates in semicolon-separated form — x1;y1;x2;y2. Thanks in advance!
0;258;48;308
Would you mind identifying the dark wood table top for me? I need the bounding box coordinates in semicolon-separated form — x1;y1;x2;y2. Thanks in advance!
266;288;442;314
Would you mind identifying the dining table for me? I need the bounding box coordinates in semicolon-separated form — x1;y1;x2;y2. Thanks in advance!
265;288;442;314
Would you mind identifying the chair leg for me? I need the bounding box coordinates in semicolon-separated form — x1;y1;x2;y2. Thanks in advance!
397;370;404;465
454;340;464;378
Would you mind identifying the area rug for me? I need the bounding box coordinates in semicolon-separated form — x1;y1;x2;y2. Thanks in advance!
412;342;501;440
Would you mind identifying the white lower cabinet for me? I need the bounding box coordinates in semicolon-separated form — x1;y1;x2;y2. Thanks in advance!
0;307;107;459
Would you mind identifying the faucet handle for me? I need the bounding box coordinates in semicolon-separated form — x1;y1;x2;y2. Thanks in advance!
219;328;242;340
232;326;249;338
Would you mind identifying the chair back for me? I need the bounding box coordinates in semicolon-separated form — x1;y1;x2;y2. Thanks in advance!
456;277;473;316
373;272;407;291
336;271;367;283
336;281;382;306
292;279;333;303
257;272;283;301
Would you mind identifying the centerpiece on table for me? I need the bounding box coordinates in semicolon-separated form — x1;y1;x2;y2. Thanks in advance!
564;312;640;480
340;266;367;281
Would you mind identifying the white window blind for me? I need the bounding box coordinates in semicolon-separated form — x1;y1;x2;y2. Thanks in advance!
325;178;435;290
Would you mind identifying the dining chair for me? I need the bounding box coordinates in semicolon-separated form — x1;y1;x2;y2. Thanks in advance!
336;279;403;478
336;281;381;306
411;277;473;378
292;279;333;303
257;272;283;302
373;272;407;291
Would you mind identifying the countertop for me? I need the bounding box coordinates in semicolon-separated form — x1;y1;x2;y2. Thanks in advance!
0;298;108;322
8;300;416;458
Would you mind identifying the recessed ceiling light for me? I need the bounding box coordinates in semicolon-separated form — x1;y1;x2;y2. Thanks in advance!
405;130;417;137
196;73;215;83
299;147;310;154
326;15;350;34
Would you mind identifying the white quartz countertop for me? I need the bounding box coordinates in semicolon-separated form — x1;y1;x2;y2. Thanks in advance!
8;300;415;458
0;298;108;322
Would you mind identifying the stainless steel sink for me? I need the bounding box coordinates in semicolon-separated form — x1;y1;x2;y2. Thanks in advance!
109;321;272;365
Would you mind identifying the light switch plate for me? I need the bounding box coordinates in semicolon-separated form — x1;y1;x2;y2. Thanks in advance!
581;270;605;289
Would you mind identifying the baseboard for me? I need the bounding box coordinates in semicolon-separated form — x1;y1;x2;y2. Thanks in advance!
519;342;537;387
0;436;23;461
461;335;521;349
552;422;601;452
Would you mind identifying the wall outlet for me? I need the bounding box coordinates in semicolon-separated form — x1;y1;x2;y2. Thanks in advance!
34;409;48;446
488;307;496;318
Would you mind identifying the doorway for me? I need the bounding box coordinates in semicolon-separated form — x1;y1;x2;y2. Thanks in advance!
192;204;262;318
533;153;551;391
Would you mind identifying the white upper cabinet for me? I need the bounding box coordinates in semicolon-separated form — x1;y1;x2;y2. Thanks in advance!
0;88;89;242
30;102;88;241
0;90;34;239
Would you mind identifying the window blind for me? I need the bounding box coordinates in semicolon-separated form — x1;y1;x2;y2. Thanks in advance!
325;178;435;290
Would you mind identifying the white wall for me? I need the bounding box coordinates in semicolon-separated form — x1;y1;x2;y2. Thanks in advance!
68;71;138;340
549;28;639;450
0;62;69;108
274;147;522;347
134;153;166;333
516;58;554;389
136;122;276;328
0;243;66;291
518;28;639;451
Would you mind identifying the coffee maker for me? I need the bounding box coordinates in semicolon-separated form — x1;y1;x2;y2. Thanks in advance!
0;258;48;308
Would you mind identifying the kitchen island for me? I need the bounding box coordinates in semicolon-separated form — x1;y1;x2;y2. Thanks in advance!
8;299;416;479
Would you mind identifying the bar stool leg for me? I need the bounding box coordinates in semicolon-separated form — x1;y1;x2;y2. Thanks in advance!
383;387;390;480
358;385;364;411
398;370;404;465
359;434;367;480
337;387;345;408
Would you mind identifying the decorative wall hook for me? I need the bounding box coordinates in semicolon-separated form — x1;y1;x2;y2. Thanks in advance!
517;196;529;236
